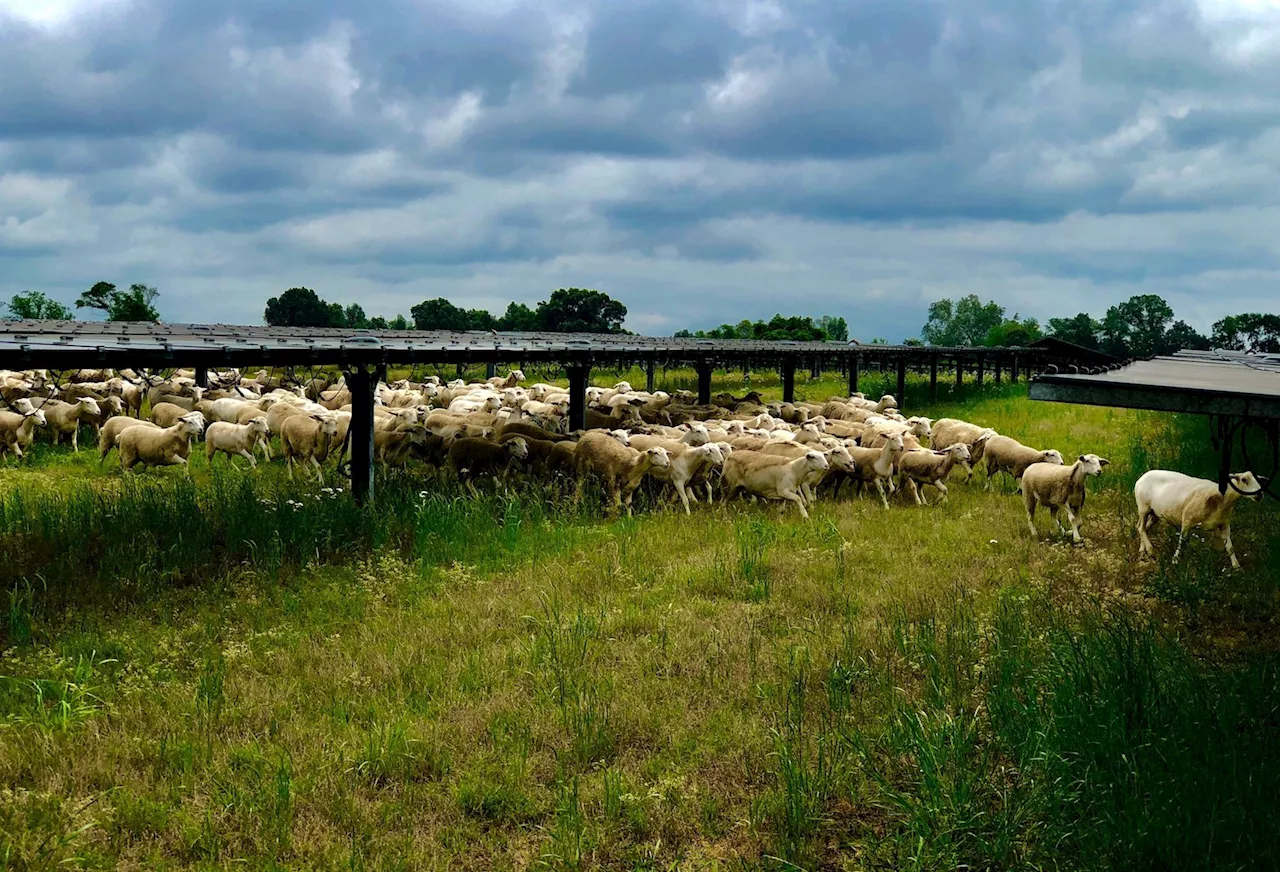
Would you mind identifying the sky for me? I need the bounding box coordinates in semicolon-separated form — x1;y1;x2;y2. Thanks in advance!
2;0;1279;341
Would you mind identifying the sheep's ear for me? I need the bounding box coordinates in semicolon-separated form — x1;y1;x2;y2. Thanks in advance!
1099;458;1111;466
1078;454;1085;462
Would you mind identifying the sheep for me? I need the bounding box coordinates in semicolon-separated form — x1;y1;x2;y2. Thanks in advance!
98;416;160;462
721;449;829;519
895;444;972;506
280;412;340;482
149;401;198;429
1134;470;1265;569
761;442;854;506
118;414;205;473
41;397;102;451
205;417;272;468
448;436;530;488
840;434;905;509
930;418;998;477
573;430;671;516
375;423;432;465
982;436;1065;490
1022;454;1109;542
0;407;46;460
627;435;726;514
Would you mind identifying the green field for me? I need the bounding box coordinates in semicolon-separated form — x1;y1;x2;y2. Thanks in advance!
2;371;1278;870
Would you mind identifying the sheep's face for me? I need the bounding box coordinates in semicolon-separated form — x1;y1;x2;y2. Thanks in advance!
880;394;898;409
506;437;530;460
703;443;726;465
510;370;526;383
686;423;710;446
946;444;972;463
886;434;905;454
907;417;933;439
1042;449;1066;465
804;450;830;471
646;447;671;469
615;381;633;393
1231;471;1266;499
179;417;204;438
1076;454;1108;477
608;429;631;447
827;446;854;471
78;397;102;417
320;417;339;438
26;409;47;426
15;397;35;414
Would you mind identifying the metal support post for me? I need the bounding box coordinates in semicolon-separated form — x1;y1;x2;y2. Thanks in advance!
347;366;378;505
781;358;797;403
568;364;590;431
696;362;714;405
849;354;860;395
645;359;656;393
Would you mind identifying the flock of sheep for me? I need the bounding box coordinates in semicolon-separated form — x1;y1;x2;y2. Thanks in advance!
0;366;1266;569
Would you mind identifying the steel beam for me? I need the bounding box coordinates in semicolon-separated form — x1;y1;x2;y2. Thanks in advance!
568;364;589;431
194;367;208;389
485;362;496;379
645;359;655;393
1011;354;1020;382
995;358;1002;384
782;358;796;403
697;362;714;405
347;366;378;505
849;354;859;395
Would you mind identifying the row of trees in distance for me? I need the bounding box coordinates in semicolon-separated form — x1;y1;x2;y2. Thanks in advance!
674;315;848;342
263;287;628;334
919;292;1279;357
4;283;161;322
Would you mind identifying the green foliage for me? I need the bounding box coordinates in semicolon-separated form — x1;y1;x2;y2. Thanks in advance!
817;314;848;342
5;290;74;321
500;301;539;331
676;314;828;341
76;281;160;322
264;287;342;328
1211;312;1280;352
1047;312;1103;349
921;295;1005;346
985;315;1042;347
535;288;627;333
1102;293;1174;357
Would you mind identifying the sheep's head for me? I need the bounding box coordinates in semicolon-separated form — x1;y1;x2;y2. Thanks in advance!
1042;449;1065;465
907;416;933;439
1076;454;1109;477
509;369;526;383
585;387;604;403
684;423;710;446
645;446;671;469
26;409;47;426
247;416;270;436
804;450;830;472
78;397;102;417
827;445;854;471
702;443;726;465
885;434;906;455
879;394;898;409
615;381;633;393
178;415;204;437
14;397;35;415
1230;471;1266;499
944;443;972;463
504;436;530;460
104;395;124;413
608;429;631;447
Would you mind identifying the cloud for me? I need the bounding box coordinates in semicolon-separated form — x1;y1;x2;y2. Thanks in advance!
2;0;1280;338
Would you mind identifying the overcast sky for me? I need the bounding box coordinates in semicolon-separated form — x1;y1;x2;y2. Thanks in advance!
2;0;1279;340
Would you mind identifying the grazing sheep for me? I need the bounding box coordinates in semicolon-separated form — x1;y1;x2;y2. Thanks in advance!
42;397;102;451
118;415;204;473
98;416;160;462
761;442;854;506
0;407;47;460
1023;454;1109;542
574;430;671;516
1135;469;1265;569
722;449;829;519
982;435;1065;490
205;417;271;468
841;434;905;509
448;436;531;487
280;413;339;482
930;418;998;479
150;401;201;429
629;437;726;514
896;444;972;506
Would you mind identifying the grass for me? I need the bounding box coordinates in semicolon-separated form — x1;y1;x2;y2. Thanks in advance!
1;371;1278;868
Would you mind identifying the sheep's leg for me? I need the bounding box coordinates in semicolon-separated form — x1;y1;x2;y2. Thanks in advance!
933;480;948;504
311;456;324;484
675;479;692;515
906;478;923;506
241;449;257;468
783;488;809;519
1064;504;1082;543
1222;524;1240;570
1137;509;1155;557
874;478;889;510
71;427;79;452
705;480;714;503
1172;524;1190;563
286;455;295;479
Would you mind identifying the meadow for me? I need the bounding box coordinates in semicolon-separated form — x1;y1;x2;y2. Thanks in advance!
1;366;1278;870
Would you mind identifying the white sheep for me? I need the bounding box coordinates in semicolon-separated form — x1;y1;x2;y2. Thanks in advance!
573;430;671;516
280;412;340;482
721;449;829;519
1022;454;1109;542
42;397;102;451
98;416;160;462
1135;470;1265;569
0;407;47;460
982;435;1064;491
896;444;972;506
205;417;272;468
118;414;205;473
843;434;906;509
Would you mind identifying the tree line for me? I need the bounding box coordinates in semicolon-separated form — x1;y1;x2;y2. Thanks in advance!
916;292;1279;357
673;314;848;342
263;287;628;334
3;283;161;322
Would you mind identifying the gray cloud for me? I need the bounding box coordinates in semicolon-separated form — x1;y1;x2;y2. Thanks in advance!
2;0;1280;340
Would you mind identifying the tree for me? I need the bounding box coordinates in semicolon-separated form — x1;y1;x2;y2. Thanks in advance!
344;304;369;330
265;287;340;328
497;302;539;332
535;288;627;333
1164;319;1210;352
410;298;478;331
818;315;849;342
921;295;1005;346
76;281;160;321
1047;313;1102;350
1211;313;1280;353
5;291;74;320
389;314;410;330
108;284;161;322
985;315;1042;347
902;337;924;347
368;315;389;330
1101;294;1174;358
